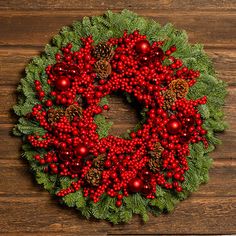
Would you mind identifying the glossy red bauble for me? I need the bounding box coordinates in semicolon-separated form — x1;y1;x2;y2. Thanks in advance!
185;117;195;126
139;55;149;65
128;178;144;193
142;184;152;195
55;76;71;91
153;47;164;60
52;63;67;75
180;132;191;143
135;40;151;54
70;162;81;174
75;145;89;157
68;65;79;75
166;119;182;134
58;150;73;162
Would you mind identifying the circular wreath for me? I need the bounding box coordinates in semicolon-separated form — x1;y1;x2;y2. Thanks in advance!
13;10;227;224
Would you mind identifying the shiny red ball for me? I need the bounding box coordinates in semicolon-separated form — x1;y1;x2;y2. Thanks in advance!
135;40;151;54
59;150;73;161
70;162;81;174
153;47;164;60
55;76;71;91
166;119;182;134
128;178;144;193
68;65;79;75
142;184;151;195
52;63;67;75
75;145;89;157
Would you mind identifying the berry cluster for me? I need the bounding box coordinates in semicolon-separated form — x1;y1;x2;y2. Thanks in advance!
27;31;208;207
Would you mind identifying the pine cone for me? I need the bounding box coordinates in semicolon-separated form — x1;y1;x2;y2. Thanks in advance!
47;109;64;124
154;142;164;153
85;168;102;187
162;89;177;110
148;158;161;173
92;43;114;60
149;142;164;159
93;154;106;170
65;104;82;122
94;59;112;79
169;79;189;98
148;143;163;172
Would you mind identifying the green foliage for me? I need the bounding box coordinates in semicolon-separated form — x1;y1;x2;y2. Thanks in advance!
59;176;76;189
13;10;227;224
94;114;113;138
36;172;57;193
98;96;110;107
14;117;46;136
63;190;86;208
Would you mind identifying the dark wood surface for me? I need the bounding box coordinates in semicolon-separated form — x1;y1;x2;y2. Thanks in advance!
0;1;235;235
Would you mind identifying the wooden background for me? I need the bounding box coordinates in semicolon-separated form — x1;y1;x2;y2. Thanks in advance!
0;0;236;235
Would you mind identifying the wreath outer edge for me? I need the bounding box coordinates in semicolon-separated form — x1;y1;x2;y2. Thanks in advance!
12;10;227;224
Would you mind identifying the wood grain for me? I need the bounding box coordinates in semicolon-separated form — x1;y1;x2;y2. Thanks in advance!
0;1;235;235
1;0;236;11
0;197;235;234
0;10;236;48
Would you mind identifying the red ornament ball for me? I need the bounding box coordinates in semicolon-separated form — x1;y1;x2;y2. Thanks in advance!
153;47;164;60
55;76;71;91
75;145;89;157
59;150;73;161
52;63;67;75
68;65;79;75
128;178;144;193
70;162;81;174
166;119;182;134
142;184;151;195
135;40;151;54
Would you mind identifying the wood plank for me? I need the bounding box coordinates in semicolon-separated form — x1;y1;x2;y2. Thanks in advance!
0;10;236;48
1;47;236;86
0;233;106;236
0;159;235;197
0;196;235;234
0;0;236;11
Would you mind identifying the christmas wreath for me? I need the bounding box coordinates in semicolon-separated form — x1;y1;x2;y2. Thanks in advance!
13;10;227;223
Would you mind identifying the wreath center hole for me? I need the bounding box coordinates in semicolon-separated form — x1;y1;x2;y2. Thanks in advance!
104;94;141;137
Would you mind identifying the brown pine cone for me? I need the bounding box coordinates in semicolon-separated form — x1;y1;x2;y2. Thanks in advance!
149;142;164;159
148;158;161;173
93;154;106;170
47;108;64;124
92;43;114;61
85;168;102;187
94;59;112;79
154;142;164;153
162;89;177;110
148;143;163;173
169;78;189;98
65;104;82;122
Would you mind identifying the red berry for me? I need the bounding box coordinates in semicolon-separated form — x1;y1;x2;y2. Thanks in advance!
116;200;122;207
45;100;53;107
103;104;109;110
